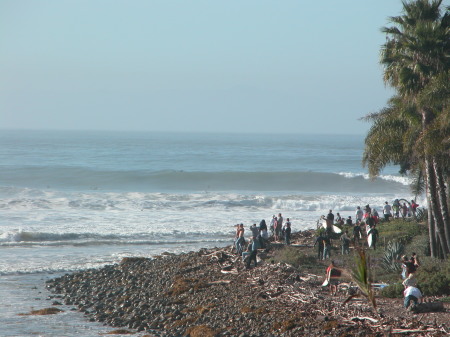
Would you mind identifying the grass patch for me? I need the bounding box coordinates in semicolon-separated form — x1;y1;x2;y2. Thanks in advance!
273;246;318;270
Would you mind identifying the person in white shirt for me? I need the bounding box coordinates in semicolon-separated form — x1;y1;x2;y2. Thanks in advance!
383;201;392;222
403;285;422;309
355;206;363;222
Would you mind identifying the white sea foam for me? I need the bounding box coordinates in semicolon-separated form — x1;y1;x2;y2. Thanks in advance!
338;171;412;186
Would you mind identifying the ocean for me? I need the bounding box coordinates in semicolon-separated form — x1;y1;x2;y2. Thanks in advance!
0;130;413;336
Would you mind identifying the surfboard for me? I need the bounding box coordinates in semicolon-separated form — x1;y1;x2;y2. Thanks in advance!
367;233;373;247
317;219;342;234
321;279;329;287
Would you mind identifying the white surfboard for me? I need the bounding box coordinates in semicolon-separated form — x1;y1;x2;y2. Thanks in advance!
318;219;342;234
367;233;373;247
322;279;329;287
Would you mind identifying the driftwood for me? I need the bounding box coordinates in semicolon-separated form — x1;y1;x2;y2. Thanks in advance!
350;316;379;323
391;328;437;334
207;280;232;285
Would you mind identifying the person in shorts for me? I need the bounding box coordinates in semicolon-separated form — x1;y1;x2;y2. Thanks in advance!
326;260;341;296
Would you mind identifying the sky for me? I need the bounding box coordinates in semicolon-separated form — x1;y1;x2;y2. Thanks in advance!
1;0;434;135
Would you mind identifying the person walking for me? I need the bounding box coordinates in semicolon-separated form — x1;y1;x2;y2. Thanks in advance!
326;260;341;296
367;225;379;250
355;206;363;223
383;201;392;222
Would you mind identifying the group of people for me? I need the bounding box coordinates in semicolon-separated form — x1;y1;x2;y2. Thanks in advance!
234;213;292;269
383;199;419;221
314;207;380;261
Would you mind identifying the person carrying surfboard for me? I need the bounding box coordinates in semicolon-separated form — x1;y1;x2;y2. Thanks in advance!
367;225;379;250
325;260;341;296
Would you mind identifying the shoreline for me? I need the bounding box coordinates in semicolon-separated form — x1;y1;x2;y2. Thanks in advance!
44;231;449;336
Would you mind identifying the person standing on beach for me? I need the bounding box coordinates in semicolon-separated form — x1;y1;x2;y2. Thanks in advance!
401;203;408;219
355;206;363;223
340;230;350;255
411;200;419;217
346;216;353;226
393;199;400;218
352;222;362;247
250;223;259;241
276;213;283;241
269;215;276;237
284;220;291;245
259;219;268;247
323;235;332;259
314;232;325;260
326;210;334;235
383;201;392;222
235;224;245;256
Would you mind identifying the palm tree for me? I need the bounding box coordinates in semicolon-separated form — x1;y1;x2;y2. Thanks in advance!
367;0;450;257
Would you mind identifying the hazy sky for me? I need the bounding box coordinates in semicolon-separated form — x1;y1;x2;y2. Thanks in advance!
1;0;424;134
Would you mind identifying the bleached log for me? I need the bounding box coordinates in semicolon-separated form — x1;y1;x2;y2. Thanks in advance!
350;316;379;323
208;280;232;285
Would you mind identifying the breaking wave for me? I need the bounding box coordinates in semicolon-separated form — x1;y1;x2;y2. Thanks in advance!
0;167;409;193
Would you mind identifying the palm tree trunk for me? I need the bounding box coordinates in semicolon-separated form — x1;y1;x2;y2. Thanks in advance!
434;159;450;250
425;159;438;257
427;160;449;258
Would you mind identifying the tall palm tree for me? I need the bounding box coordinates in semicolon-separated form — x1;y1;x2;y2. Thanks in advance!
372;0;450;257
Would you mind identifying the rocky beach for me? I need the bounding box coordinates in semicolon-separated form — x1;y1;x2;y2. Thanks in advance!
44;231;449;337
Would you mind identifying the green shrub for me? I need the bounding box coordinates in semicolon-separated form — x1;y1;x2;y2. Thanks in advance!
380;282;404;298
415;258;450;296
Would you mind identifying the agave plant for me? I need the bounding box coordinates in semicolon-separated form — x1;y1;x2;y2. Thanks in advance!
382;240;405;273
